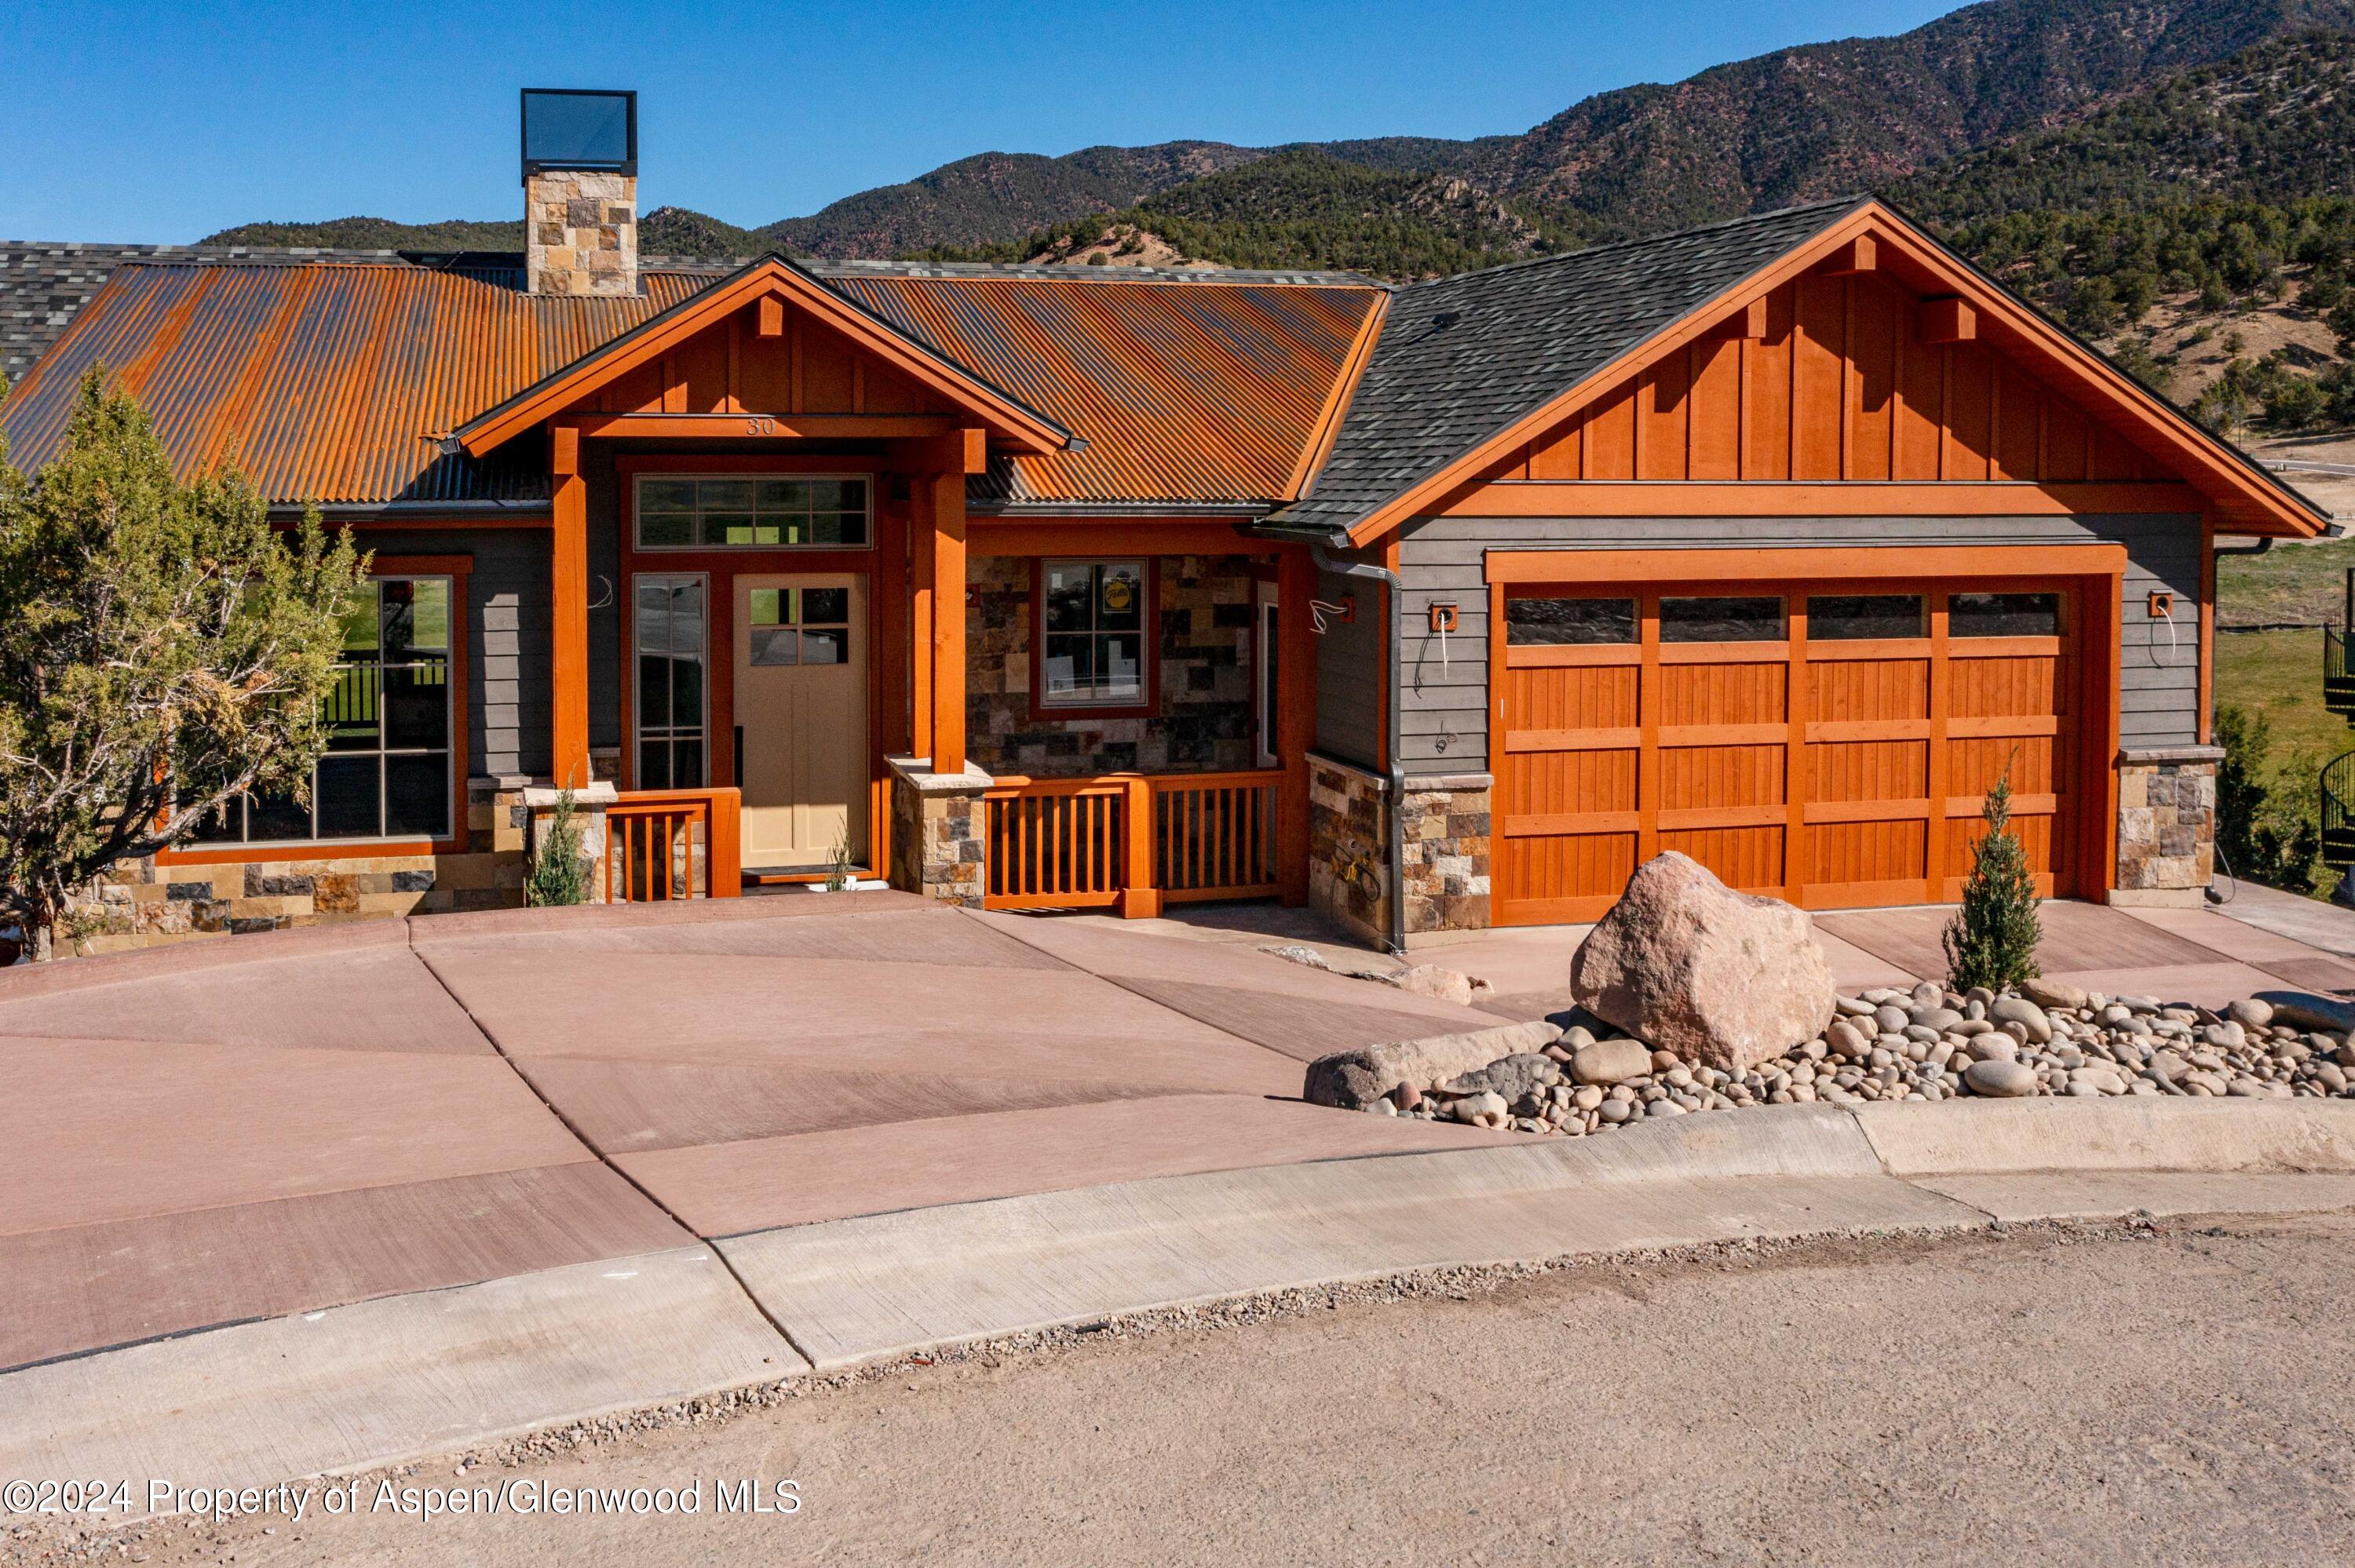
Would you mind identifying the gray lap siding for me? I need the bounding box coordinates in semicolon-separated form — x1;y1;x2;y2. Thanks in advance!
1391;512;2203;778
1313;566;1386;769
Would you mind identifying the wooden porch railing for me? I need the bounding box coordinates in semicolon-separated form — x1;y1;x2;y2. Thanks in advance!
602;786;743;902
981;769;1280;916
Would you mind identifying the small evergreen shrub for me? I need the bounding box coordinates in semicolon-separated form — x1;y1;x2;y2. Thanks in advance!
1943;769;2043;992
526;787;589;906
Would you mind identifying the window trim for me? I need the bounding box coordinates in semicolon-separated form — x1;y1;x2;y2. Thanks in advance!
630;571;711;792
1252;579;1280;769
1029;557;1158;720
159;555;472;865
632;472;874;553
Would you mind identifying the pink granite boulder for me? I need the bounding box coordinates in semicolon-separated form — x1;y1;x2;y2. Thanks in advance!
1569;852;1836;1075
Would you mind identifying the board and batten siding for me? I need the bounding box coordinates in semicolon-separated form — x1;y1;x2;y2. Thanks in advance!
1390;512;2203;778
371;527;553;782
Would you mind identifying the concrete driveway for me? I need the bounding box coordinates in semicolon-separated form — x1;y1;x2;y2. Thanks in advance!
0;892;1502;1376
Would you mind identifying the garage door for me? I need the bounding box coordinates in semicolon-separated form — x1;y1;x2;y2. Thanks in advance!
1492;582;2079;924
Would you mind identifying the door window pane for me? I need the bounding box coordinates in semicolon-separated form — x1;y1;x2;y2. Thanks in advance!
1807;594;1924;640
1040;560;1148;707
637;475;871;549
1660;596;1784;643
1506;596;1637;646
1951;592;2061;637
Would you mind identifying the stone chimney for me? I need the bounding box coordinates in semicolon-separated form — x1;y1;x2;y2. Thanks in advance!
527;170;637;297
520;89;640;296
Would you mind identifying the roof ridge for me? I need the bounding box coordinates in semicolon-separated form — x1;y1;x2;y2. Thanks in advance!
1400;195;1871;292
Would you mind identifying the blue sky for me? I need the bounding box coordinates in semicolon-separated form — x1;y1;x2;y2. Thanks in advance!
6;0;1955;242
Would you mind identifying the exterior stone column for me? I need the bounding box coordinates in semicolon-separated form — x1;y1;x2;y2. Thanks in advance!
887;755;992;908
1400;772;1493;933
2112;744;2222;907
1308;753;1391;948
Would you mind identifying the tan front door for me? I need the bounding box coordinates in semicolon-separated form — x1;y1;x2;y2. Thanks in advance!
733;574;867;873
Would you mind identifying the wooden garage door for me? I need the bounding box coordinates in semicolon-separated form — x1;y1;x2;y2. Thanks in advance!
1493;582;2077;924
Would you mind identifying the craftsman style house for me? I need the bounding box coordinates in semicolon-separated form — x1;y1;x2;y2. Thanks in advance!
0;93;2324;954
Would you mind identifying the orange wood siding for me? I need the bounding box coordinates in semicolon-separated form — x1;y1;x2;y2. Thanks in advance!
1492;579;2085;924
574;305;958;423
1486;272;2167;488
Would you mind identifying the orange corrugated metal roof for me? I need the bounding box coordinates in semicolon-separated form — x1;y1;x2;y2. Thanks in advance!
0;253;1386;509
822;270;1382;506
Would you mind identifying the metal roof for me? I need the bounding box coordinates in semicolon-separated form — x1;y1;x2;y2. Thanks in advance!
0;250;1385;510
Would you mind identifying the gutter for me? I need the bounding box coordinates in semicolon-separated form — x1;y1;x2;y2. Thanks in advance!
1311;539;1408;958
268;500;552;521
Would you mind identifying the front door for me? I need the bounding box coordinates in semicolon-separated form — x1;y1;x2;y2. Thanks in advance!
733;574;867;874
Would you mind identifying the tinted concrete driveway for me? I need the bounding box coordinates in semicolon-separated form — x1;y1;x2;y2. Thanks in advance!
0;894;1497;1375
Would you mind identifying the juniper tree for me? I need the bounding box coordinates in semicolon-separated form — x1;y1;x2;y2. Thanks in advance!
525;786;590;906
1942;768;2043;993
0;370;367;948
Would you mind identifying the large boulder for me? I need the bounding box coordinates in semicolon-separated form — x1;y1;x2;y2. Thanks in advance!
1568;852;1836;1074
1302;1019;1558;1110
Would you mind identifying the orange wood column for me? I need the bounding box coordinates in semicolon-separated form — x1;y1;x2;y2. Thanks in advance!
909;473;935;760
929;469;967;773
1276;545;1316;905
550;425;590;789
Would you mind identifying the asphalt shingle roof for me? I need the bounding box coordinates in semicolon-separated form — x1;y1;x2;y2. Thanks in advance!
1270;198;1869;536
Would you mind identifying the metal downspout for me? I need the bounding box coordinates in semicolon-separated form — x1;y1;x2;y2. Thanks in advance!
1313;540;1408;957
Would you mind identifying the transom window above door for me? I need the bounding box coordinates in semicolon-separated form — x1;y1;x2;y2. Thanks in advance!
635;475;871;549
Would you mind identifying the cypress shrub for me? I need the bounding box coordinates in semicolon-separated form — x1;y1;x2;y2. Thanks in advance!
1942;770;2043;992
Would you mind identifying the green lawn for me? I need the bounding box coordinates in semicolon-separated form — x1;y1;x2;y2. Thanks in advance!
2214;628;2348;797
2218;537;2355;629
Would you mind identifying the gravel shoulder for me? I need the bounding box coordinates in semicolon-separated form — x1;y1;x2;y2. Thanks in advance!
23;1212;2355;1568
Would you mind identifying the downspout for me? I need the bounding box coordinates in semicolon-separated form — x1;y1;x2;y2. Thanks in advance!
1312;539;1408;957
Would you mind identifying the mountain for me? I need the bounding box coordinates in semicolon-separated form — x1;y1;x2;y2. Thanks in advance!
1893;30;2355;222
923;149;1580;279
199;215;525;250
1470;0;2355;240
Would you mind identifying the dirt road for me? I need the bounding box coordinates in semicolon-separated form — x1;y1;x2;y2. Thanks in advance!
20;1215;2355;1566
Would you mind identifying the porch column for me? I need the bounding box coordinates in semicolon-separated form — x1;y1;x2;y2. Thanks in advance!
926;429;984;775
550;422;591;789
1276;545;1316;905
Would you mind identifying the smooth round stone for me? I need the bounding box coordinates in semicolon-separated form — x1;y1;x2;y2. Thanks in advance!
1646;1099;1686;1118
1911;1007;1963;1032
1965;1036;2017;1063
1872;1005;1911;1034
1597;1099;1634;1124
1989;997;2054;1044
1964;1057;2039;1097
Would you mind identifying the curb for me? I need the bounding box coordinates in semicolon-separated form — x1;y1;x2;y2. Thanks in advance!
9;1099;2355;1495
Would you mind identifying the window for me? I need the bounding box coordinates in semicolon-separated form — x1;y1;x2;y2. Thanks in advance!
1660;595;1784;643
1039;560;1148;709
1254;582;1280;768
1808;594;1925;640
635;575;706;789
192;577;454;844
635;475;870;549
747;585;851;667
1506;596;1637;646
1951;591;2061;638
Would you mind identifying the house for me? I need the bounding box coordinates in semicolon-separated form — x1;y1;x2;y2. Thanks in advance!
0;93;2324;954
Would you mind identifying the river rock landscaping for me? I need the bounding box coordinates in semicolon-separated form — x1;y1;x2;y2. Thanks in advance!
1333;982;2355;1136
1301;851;2355;1136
